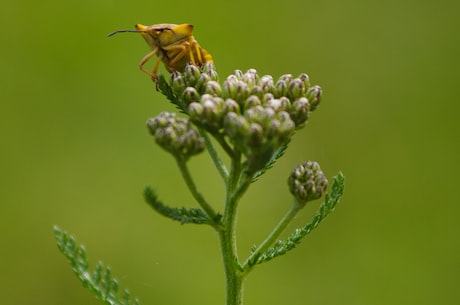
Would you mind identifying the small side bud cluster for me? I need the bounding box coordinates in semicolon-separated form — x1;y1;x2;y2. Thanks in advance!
146;112;204;158
167;64;323;171
288;161;328;204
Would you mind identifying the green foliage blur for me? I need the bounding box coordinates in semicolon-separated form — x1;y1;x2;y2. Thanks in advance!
1;0;459;304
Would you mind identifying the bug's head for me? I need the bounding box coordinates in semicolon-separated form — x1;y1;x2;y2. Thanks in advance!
108;23;194;48
140;24;194;46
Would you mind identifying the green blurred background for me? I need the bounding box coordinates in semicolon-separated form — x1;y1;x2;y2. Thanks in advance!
1;0;459;304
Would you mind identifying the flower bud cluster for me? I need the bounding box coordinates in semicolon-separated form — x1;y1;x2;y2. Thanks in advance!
225;106;295;172
288;161;328;204
146;112;204;158
169;63;323;171
171;64;322;124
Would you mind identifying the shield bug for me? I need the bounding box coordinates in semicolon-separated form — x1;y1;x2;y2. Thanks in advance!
108;23;213;84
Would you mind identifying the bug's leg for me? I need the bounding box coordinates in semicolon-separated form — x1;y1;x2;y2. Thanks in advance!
191;40;203;65
187;50;197;66
163;43;192;68
138;47;159;79
187;47;197;66
150;57;162;85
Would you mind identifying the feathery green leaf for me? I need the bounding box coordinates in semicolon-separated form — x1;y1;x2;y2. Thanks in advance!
143;185;214;225
54;226;140;305
157;75;187;114
252;172;345;265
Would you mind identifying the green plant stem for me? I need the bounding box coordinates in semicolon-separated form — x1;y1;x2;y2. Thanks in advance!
218;152;246;305
242;200;303;272
199;128;229;183
175;156;219;223
212;132;234;158
231;174;252;204
218;228;244;305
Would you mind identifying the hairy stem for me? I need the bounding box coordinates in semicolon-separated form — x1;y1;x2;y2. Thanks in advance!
242;200;303;271
219;228;244;305
218;153;246;305
175;157;219;223
211;132;234;158
199;128;229;183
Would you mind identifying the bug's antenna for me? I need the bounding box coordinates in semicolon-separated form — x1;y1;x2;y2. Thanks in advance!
107;30;144;37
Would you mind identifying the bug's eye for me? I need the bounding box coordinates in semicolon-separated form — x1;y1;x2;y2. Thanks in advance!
155;27;172;35
155;27;174;35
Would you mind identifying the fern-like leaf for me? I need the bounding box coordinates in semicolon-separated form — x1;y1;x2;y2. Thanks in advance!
251;172;345;265
252;142;290;182
54;226;140;305
157;75;187;114
143;185;213;225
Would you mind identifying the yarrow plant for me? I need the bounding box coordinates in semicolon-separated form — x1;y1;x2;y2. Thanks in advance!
55;62;345;305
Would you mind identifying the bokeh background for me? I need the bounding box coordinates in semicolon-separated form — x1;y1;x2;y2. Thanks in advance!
1;0;459;304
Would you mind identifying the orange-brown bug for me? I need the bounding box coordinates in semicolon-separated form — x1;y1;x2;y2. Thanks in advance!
108;23;213;84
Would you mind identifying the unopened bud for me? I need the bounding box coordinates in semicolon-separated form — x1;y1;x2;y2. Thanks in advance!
201;62;219;81
205;80;223;96
222;75;239;99
263;93;275;104
244;95;262;110
235;81;250;103
259;75;274;93
182;87;200;105
275;79;289;97
266;119;281;138
224;99;240;114
224;112;249;139
242;69;259;89
288;161;328;204
298;73;310;91
279;74;293;84
306;86;322;111
290;97;309;126
276;112;295;141
202;62;218;81
195;72;211;94
266;97;291;112
248;123;264;146
244;105;267;124
171;71;186;95
288;78;306;100
184;64;201;86
188;102;204;122
233;70;244;80
250;86;264;100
